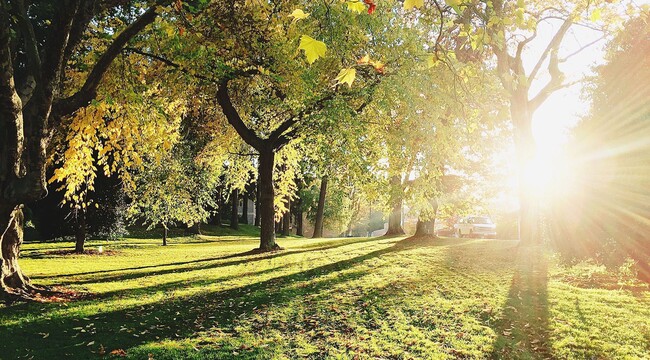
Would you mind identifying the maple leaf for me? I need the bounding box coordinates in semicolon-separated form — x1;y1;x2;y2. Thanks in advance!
404;0;424;10
289;9;310;20
363;0;376;14
346;1;366;13
299;35;327;64
335;68;356;87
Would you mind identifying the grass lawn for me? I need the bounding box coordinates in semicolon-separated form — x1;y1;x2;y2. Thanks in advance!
1;225;649;359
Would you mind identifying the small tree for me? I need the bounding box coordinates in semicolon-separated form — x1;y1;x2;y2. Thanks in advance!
126;145;218;245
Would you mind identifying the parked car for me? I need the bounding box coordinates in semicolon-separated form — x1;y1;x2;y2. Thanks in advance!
453;216;497;239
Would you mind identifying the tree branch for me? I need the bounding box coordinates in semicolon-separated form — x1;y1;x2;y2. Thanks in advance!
528;17;572;82
123;47;219;84
216;79;262;150
11;0;41;104
54;0;170;118
559;35;605;63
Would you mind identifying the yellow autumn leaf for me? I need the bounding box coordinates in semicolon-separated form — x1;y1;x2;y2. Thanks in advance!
357;54;370;64
446;0;461;6
404;0;424;10
346;1;366;13
424;53;438;68
289;9;310;20
335;68;356;87
299;35;327;64
370;60;385;73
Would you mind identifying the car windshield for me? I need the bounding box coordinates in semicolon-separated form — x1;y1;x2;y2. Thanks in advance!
471;217;493;224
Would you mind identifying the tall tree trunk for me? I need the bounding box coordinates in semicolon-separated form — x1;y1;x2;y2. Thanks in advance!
230;188;239;230
295;197;304;237
258;149;280;251
312;175;328;238
414;199;438;237
385;176;405;236
511;93;540;246
212;186;223;226
282;198;291;236
74;208;86;254
162;225;168;246
240;191;248;224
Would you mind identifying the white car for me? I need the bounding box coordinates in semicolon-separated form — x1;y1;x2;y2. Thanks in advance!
454;216;497;238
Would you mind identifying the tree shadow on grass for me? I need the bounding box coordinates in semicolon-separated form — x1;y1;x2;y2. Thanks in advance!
490;246;550;359
0;238;417;359
29;237;388;284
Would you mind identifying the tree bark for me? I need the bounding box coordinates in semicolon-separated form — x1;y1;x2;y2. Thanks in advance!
162;225;168;246
74;208;86;254
282;198;291;236
385;176;405;236
312;175;328;238
258;149;280;251
240;191;248;224
254;182;261;227
230;188;239;230
0;206;38;299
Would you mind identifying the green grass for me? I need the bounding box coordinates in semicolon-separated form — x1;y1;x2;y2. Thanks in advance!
1;227;649;359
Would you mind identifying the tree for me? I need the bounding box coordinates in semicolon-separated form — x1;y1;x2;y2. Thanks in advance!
453;0;636;244
0;0;170;299
138;0;402;251
126;143;218;245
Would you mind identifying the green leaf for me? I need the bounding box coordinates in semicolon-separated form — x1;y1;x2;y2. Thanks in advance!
299;35;327;64
334;68;356;87
446;0;461;14
404;0;424;10
346;1;366;13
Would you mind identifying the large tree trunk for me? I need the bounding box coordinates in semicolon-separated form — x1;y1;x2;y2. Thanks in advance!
0;206;39;299
511;93;541;246
230;188;239;230
240;191;248;224
162;225;168;246
414;200;438;237
258;149;280;251
312;175;328;238
385;176;405;236
74;208;86;254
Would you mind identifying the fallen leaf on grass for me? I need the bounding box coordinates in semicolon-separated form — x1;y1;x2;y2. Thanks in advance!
110;349;127;357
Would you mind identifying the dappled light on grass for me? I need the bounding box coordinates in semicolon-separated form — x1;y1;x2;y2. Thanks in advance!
1;231;648;359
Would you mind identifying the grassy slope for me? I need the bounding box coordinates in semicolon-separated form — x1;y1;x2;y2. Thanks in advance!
1;227;648;359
